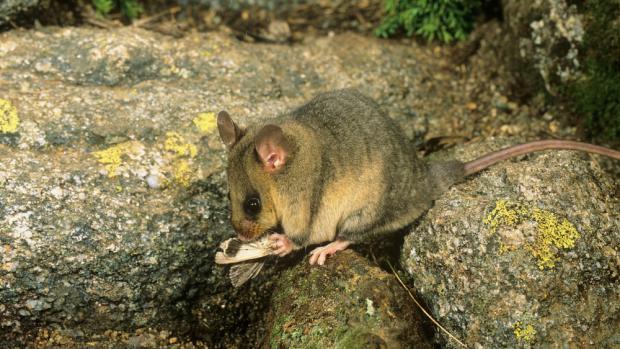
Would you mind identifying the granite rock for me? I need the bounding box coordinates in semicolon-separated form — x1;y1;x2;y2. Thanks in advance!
0;25;472;347
265;250;433;349
402;139;619;348
0;0;40;26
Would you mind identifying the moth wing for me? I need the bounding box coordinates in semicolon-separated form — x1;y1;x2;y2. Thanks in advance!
215;237;275;264
229;262;265;288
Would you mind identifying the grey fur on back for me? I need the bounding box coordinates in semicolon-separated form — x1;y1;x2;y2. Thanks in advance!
225;89;464;248
280;89;460;242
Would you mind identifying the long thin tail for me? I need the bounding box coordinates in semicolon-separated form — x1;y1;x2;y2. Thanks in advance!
463;140;620;176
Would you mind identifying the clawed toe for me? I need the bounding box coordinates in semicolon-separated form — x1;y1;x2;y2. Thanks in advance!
273;246;290;256
308;240;351;265
268;233;294;257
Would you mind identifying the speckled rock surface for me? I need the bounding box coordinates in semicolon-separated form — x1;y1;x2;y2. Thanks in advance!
2;23;613;347
0;25;518;347
0;0;39;26
402;140;619;348
500;0;585;95
265;250;433;349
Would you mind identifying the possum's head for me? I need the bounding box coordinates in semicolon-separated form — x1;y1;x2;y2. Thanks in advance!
217;111;291;241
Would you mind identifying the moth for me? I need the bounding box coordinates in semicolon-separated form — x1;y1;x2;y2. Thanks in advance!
215;236;275;287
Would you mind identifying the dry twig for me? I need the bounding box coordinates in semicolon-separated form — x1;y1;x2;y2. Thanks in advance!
386;260;467;348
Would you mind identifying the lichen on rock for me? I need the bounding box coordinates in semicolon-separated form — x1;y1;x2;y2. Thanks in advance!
402;140;619;348
1;19;617;348
501;0;586;95
513;321;537;344
163;132;197;158
92;141;144;177
266;250;433;349
498;0;620;142
484;199;580;269
171;159;192;187
162;132;198;187
0;98;19;133
193;112;217;134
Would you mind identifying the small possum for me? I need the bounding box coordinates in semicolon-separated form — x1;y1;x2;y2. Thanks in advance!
217;89;620;265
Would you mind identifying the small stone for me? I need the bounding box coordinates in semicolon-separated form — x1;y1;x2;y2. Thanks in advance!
34;61;53;73
265;20;291;43
494;96;510;111
365;298;375;316
146;174;162;189
25;299;39;310
507;102;518;111
549;121;560;134
50;186;64;199
466;102;478;111
136;168;148;178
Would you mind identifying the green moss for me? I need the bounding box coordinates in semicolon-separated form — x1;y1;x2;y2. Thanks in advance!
269;314;293;349
269;314;339;349
269;261;389;348
570;61;620;142
568;0;620;142
581;0;620;69
484;200;580;270
335;327;383;349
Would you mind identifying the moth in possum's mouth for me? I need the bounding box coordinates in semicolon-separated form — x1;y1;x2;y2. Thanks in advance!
215;235;276;287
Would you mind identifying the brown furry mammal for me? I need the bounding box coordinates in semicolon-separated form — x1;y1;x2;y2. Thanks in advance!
217;89;620;265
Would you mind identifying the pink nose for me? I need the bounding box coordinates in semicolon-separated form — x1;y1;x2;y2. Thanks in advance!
232;219;256;241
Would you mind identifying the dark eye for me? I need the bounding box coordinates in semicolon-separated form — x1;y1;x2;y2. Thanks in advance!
243;195;261;216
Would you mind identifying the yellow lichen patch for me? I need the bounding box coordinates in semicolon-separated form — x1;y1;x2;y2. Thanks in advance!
513;321;536;343
498;242;509;254
0;98;20;133
193;112;217;133
164;132;197;157
483;200;521;233
484;200;580;269
160;132;198;187
529;208;580;269
172;159;192;187
93;141;143;178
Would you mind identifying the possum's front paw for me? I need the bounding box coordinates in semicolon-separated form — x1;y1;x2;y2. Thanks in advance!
269;233;294;256
308;239;351;265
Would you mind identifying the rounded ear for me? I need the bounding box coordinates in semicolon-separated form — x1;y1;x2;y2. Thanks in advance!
217;111;245;149
254;124;290;173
